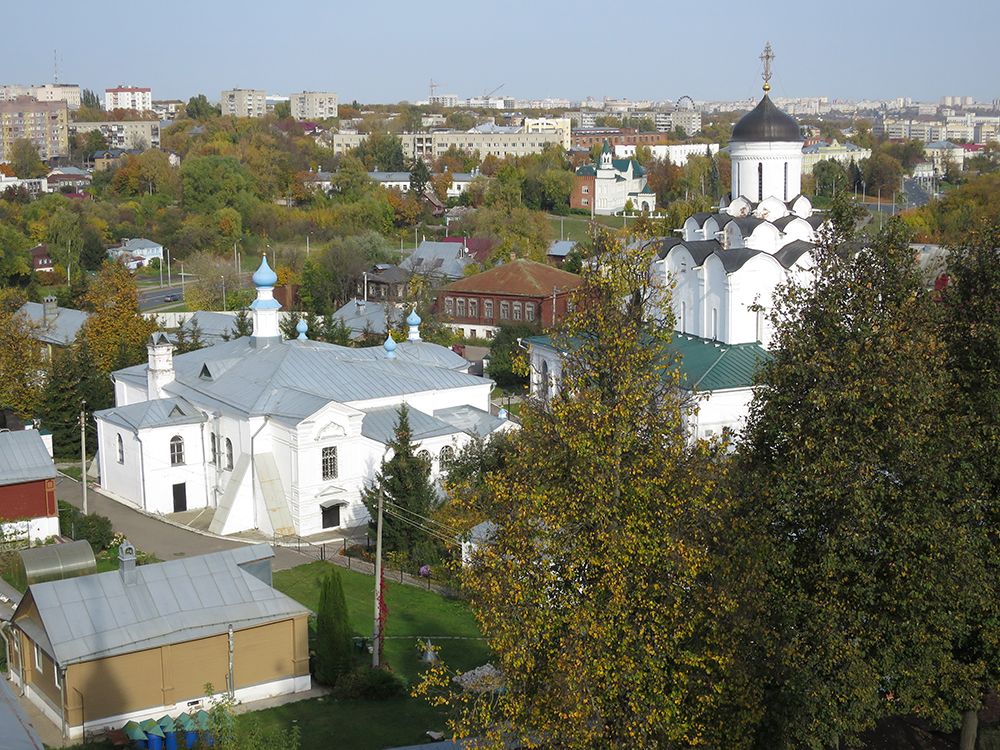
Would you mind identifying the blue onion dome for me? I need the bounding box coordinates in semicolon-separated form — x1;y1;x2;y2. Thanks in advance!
383;334;397;355
295;317;308;340
252;255;278;287
406;308;421;326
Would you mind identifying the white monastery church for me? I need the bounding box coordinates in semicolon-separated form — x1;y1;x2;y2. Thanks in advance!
95;256;511;537
530;45;825;440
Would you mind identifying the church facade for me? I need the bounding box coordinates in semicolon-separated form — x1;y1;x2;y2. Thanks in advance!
572;141;656;215
95;258;512;538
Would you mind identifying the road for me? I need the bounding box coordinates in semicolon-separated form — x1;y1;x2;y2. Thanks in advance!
56;475;312;571
139;284;184;310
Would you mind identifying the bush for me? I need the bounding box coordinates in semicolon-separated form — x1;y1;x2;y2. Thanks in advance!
331;666;406;700
59;501;114;552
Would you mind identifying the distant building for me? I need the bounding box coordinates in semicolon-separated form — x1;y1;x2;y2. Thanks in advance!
924;140;966;173
221;88;266;118
613;142;720;166
324;128;564;162
0;429;59;544
571;127;669;150
70;120;160;150
0;174;48;196
572;141;656;215
1;83;80;110
435;259;582;339
104;86;152;112
359;264;410;302
92;149;139;172
369;171;412;191
18;297;90;357
546;240;578;266
290;91;338;120
400;240;474;280
523;117;572;150
107;238;164;267
152;99;184;119
801;139;871;173
46;166;91;192
28;243;54;272
0;97;69;162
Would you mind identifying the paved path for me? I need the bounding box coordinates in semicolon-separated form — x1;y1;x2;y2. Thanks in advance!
55;476;311;571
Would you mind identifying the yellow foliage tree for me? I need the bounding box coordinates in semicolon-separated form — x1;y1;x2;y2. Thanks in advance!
0;307;46;418
81;261;158;373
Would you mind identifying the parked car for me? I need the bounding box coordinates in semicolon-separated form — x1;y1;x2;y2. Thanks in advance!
163;294;179;302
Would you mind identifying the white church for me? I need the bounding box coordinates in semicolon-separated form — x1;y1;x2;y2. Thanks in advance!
94;257;512;537
531;45;825;440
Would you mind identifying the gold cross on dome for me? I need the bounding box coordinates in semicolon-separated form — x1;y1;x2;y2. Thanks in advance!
760;42;774;93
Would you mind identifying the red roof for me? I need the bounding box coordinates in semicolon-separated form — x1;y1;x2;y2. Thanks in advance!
442;236;496;263
440;259;582;298
106;87;151;93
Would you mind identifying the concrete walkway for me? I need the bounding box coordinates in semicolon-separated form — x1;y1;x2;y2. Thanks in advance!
55;476;311;571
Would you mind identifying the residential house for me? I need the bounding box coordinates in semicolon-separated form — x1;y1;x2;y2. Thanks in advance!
92;149;139;172
290;91;338;121
400;241;472;281
107;238;163;267
0;429;59;544
358;264;410;302
5;543;310;741
45;167;91;192
18;297;90;357
546;240;577;266
440;236;495;265
435;259;582;339
369;171;412;191
28;244;54;273
221;89;266;118
70;121;160;150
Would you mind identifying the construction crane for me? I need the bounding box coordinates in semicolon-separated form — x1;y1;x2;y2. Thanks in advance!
482;83;504;101
429;79;441;100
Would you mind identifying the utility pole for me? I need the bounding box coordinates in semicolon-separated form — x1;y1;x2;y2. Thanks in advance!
79;401;88;515
372;488;385;668
220;276;226;311
180;261;185;299
166;252;171;287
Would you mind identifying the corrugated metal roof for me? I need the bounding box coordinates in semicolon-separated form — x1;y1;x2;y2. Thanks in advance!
95;397;206;432
547;240;578;258
433;405;507;436
18;302;90;346
400;242;470;280
0;430;57;486
361;406;460;445
0;680;44;750
19;544;308;666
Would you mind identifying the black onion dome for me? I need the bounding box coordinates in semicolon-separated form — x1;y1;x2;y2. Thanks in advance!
731;95;802;143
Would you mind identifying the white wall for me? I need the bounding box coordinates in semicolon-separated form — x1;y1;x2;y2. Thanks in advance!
730;141;803;202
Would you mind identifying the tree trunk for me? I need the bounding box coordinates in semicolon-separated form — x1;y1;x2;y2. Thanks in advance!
959;708;978;750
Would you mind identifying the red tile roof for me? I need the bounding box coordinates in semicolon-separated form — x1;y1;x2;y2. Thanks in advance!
441;259;581;298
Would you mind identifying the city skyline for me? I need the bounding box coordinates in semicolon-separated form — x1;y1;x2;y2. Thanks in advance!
6;1;1000;105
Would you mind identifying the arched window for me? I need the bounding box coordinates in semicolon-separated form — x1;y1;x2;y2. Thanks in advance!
439;445;455;468
210;432;218;466
783;162;789;201
225;438;234;471
116;434;124;464
757;162;763;201
540;360;550;401
169;435;184;466
417;449;432;467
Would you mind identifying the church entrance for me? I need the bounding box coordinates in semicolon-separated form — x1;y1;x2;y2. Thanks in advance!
321;503;341;529
172;483;187;513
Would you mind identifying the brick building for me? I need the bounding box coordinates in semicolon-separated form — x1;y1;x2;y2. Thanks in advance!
0;430;59;543
571;127;671;150
435;259;582;339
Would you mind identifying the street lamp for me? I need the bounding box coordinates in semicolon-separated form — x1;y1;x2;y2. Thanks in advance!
220;275;226;311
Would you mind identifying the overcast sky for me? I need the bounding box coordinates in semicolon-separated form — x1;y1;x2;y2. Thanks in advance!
7;1;998;105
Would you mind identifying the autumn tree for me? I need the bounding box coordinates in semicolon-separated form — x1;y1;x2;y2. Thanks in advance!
417;231;740;748
81;261;157;372
10;139;47;178
723;209;992;748
0;307;46;418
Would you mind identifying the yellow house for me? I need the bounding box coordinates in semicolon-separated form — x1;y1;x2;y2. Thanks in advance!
2;543;310;741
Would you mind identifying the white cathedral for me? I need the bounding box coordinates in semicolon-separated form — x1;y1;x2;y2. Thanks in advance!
531;46;826;440
94;257;512;537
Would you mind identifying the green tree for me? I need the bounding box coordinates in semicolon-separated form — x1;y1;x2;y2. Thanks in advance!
10;139;47;178
314;569;352;686
0;307;46;418
231;308;253;338
724;209;987;748
409;157;430;196
812;158;849;198
180;155;257;214
415;231;739;749
185;94;220;120
81;88;100;109
39;338;111;456
361;404;439;561
0;224;32;286
486;324;536;390
272;100;291;119
354;131;406;172
860;151;903;195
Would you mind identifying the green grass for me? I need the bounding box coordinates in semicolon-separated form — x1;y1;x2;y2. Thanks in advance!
547;213;625;243
59;465;83;481
273;561;490;685
250;696;448;750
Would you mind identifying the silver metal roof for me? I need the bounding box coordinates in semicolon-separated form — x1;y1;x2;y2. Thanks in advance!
433;405;507;437
361;406;461;445
18;302;89;346
95;397;206;432
19;544;308;666
0;430;57;486
331;298;397;338
400;241;470;280
0;680;44;750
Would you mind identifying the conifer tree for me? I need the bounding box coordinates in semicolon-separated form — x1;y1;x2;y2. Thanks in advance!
314;568;352;686
361;404;438;561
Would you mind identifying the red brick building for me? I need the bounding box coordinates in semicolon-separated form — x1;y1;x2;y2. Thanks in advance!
0;430;59;543
571;127;671;150
435;259;582;340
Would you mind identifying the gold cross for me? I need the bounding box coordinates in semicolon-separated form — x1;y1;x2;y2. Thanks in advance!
760;42;774;93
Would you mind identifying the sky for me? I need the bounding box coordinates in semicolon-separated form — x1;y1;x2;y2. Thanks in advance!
7;1;999;105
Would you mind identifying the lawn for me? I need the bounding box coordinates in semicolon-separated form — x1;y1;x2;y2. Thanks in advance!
272;561;490;685
547;212;625;243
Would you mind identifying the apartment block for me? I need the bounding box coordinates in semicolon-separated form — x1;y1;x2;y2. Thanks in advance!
523;117;572;150
290;91;338;120
70;120;160;150
1;84;81;110
324;129;564;161
221;89;266;118
105;86;152;112
0;97;69;162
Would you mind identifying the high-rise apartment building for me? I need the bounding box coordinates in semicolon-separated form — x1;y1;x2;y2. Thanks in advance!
0;97;69;163
221;89;266;118
1;84;81;110
105;86;152;112
290;91;338;120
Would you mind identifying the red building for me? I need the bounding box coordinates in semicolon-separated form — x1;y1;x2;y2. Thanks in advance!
571;127;671;150
0;430;59;543
435;259;582;340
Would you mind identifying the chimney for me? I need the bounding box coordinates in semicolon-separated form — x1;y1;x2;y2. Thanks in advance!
42;295;58;326
147;332;175;398
118;540;137;585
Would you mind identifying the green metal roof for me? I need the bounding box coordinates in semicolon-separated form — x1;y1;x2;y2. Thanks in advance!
526;333;770;392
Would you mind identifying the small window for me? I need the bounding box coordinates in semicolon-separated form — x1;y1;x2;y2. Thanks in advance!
116;434;124;464
581;185;589;194
445;297;454;315
439;445;455;468
169;435;184;466
468;299;478;318
525;303;535;322
500;301;510;320
34;643;43;672
513;302;522;321
225;438;234;471
484;299;494;319
322;446;338;480
417;449;432;466
456;298;466;317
